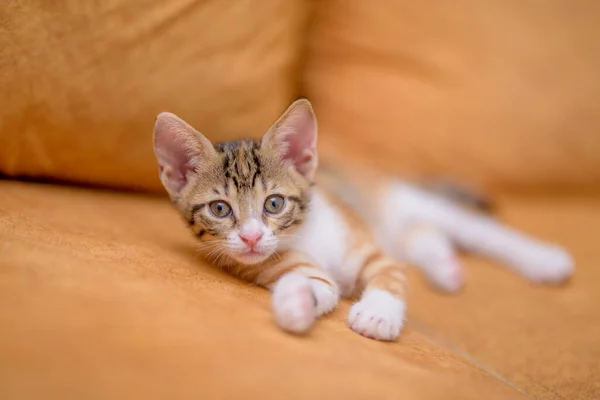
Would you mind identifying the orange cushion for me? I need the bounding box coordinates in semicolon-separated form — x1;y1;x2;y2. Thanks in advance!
304;1;600;189
0;0;306;192
2;179;599;399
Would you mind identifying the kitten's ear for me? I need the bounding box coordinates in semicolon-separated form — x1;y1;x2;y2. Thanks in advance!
153;112;215;198
262;99;318;180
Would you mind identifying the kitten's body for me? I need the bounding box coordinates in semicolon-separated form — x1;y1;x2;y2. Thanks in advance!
153;99;573;341
320;162;573;291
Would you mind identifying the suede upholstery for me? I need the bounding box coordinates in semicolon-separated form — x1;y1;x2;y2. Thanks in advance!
2;181;598;399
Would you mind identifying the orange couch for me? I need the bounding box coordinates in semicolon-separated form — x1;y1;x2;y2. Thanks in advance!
1;1;599;399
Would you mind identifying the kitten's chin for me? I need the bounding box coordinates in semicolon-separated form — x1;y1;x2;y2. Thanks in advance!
231;251;272;265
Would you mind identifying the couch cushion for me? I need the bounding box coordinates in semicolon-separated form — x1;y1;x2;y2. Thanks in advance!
0;181;532;399
0;0;305;192
304;1;600;189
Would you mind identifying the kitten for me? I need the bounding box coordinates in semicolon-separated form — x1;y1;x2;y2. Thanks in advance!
153;99;573;341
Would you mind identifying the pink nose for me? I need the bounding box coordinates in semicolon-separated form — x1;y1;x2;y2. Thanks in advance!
239;231;263;247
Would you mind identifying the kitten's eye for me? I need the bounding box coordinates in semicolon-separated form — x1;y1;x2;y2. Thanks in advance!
264;195;285;214
209;201;232;218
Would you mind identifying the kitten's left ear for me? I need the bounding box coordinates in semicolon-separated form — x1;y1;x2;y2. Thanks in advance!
262;99;318;181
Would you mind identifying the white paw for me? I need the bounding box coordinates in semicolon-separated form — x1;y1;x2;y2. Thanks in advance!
310;280;340;316
272;272;316;334
348;289;405;341
517;245;574;284
424;256;464;293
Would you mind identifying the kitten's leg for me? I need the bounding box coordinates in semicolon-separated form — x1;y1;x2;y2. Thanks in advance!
258;251;339;334
383;184;574;283
399;225;463;293
347;251;406;341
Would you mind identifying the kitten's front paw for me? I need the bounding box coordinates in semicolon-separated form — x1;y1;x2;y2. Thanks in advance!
518;245;574;284
272;272;316;334
348;289;405;341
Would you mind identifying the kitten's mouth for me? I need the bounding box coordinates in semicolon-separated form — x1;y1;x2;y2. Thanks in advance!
232;247;271;265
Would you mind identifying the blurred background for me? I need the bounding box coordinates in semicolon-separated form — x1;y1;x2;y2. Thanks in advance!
1;1;599;399
1;0;599;193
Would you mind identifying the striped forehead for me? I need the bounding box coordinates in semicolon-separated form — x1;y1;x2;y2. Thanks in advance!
215;140;266;193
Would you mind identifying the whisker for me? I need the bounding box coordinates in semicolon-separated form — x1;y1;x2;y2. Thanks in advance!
203;242;227;260
197;240;229;254
197;240;227;248
196;245;224;254
216;250;230;269
212;249;226;268
205;248;222;260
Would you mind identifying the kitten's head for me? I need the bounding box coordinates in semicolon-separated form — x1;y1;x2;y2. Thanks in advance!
153;99;317;265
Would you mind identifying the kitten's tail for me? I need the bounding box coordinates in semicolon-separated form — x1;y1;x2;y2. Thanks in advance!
416;178;494;213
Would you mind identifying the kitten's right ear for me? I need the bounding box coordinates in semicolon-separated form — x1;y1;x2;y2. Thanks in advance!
153;112;214;198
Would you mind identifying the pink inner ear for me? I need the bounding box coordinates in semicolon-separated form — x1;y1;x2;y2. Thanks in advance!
277;104;317;177
283;131;314;173
154;114;200;193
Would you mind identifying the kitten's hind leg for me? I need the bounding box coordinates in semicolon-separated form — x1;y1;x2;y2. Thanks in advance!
386;184;574;284
444;209;574;284
399;226;463;293
260;251;339;334
348;253;406;341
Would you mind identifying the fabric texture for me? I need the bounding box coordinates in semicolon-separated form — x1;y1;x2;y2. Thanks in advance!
0;0;306;192
304;0;600;189
1;181;598;399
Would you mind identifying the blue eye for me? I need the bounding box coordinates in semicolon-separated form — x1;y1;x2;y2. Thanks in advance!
209;201;232;218
264;195;285;214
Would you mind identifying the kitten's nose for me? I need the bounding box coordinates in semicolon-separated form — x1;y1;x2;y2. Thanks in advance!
239;231;263;247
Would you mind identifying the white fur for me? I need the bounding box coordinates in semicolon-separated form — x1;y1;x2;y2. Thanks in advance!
309;279;340;316
294;190;368;297
348;289;405;341
402;227;463;292
272;272;316;333
293;190;350;271
380;183;574;287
